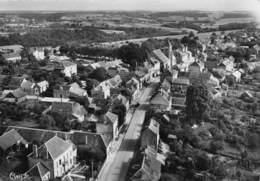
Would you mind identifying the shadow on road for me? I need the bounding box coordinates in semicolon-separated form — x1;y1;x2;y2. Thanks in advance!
119;138;137;151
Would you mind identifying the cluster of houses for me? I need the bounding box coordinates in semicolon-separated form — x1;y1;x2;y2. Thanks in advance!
131;118;169;181
0;126;107;181
0;47;146;181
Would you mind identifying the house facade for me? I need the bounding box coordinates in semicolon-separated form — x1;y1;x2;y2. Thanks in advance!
27;136;77;179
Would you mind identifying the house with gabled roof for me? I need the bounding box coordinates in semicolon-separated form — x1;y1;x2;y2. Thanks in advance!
160;78;171;94
27;136;77;179
150;89;172;111
69;82;88;98
2;52;22;63
126;77;140;101
131;152;161;181
152;49;171;70
141;119;160;151
54;60;77;78
4;126;107;161
1;88;27;103
96;111;119;141
170;77;190;97
52;102;87;122
25;162;51;181
0;129;28;153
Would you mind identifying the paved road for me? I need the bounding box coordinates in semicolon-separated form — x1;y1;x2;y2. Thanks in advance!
98;85;156;181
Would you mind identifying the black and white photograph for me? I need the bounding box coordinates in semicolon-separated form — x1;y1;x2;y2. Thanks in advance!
0;0;260;181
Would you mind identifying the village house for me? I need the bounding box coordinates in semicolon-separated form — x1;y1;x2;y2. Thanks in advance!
96;111;119;154
69;82;88;98
29;47;45;61
170;77;190;97
27;136;77;179
150;89;172;111
55;60;77;78
171;96;186;110
160;78;171;94
231;70;242;83
2;52;22;63
141;119;160;151
3;126;107;162
126;77;140;101
131;152;161;181
51;102;87;122
112;94;130;111
1;88;27;103
218;57;235;72
21;80;49;95
152;49;171;71
53;85;70;99
202;72;220;88
0;129;28;154
96;111;119;140
91;81;111;99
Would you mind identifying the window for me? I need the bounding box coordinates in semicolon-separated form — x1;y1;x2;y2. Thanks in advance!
59;159;61;165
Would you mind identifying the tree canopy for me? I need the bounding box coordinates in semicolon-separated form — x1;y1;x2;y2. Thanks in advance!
186;84;210;124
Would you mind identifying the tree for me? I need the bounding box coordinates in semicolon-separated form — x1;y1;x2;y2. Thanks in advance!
88;67;109;82
112;105;126;127
39;114;56;129
186;84;210;124
85;78;100;96
117;43;146;69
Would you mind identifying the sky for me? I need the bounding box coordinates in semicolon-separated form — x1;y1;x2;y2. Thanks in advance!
0;0;259;12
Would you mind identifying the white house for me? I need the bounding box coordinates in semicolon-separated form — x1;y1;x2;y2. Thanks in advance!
56;61;77;78
27;136;77;179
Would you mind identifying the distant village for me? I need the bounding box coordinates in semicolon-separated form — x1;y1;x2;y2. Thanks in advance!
0;26;260;181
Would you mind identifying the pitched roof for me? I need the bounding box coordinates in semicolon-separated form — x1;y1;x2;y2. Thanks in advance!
44;136;72;160
0;129;27;150
37;80;49;88
61;60;76;67
2;52;21;60
5;126;107;155
21;80;34;89
170;77;190;85
133;153;161;181
152;49;170;64
150;89;170;106
148;119;160;136
99;111;118;124
26;162;50;179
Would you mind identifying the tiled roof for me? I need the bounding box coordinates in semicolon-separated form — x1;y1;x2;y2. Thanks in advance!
26;162;50;179
0;129;27;150
21;80;34;89
153;49;170;64
44;136;72;160
170;77;190;85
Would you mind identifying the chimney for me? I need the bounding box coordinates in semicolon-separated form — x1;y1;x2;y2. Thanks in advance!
33;145;38;158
